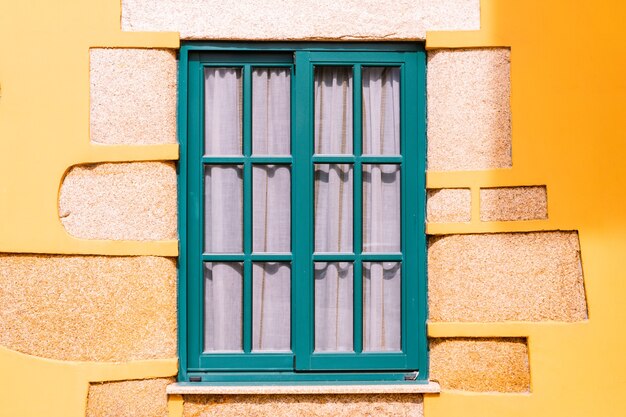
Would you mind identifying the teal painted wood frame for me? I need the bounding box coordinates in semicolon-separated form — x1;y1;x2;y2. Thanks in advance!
178;43;427;384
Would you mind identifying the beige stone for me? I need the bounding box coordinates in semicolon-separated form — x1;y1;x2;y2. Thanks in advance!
428;232;588;322
121;0;479;40
168;383;440;395
429;338;530;392
422;0;480;32
90;48;177;145
59;162;177;241
183;394;423;417
480;186;548;221
0;255;177;361
87;378;174;417
427;188;471;223
427;49;512;171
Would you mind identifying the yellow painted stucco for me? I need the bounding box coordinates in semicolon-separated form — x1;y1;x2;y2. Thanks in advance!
1;0;625;416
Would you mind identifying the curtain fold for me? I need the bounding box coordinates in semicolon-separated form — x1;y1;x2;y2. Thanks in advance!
204;262;243;351
315;67;353;154
205;165;243;252
205;68;242;155
253;262;291;351
314;262;354;351
362;67;400;155
253;165;290;253
363;262;401;351
253;68;291;155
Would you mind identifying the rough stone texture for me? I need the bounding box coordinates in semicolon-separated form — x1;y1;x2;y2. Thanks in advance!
122;0;479;40
480;186;548;221
427;49;512;171
428;232;588;322
90;48;177;145
183;394;423;417
429;338;530;392
427;188;471;223
59;162;177;241
0;255;177;361
87;378;174;417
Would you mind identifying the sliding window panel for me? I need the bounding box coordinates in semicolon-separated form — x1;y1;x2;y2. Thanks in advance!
314;67;353;155
252;68;291;155
363;164;401;253
204;68;242;156
252;262;291;352
362;262;401;352
204;262;243;352
252;165;291;253
204;165;243;253
314;164;353;253
314;262;354;352
362;67;401;156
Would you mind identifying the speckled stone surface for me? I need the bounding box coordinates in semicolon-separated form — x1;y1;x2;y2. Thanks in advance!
59;162;177;241
480;186;548;221
87;378;174;417
183;394;424;417
90;48;177;145
429;338;530;392
121;0;479;40
427;49;512;171
0;255;177;361
427;188;472;223
428;232;588;322
168;383;440;395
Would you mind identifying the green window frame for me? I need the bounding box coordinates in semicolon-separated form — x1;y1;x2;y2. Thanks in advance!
178;42;427;384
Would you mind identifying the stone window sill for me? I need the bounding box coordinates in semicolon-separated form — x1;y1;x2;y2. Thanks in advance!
166;381;441;395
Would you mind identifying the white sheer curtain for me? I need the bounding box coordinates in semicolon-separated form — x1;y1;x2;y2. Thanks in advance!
204;67;292;352
204;262;243;351
362;67;402;351
314;262;353;351
251;69;292;351
203;65;402;353
313;67;355;352
205;68;242;155
253;68;290;155
363;262;401;351
315;67;353;154
362;67;400;155
253;262;290;351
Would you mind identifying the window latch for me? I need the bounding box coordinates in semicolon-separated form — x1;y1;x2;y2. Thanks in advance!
403;371;419;381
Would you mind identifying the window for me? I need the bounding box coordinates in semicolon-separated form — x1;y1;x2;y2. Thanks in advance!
178;43;427;383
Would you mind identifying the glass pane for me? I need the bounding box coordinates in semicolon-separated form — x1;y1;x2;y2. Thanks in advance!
315;262;353;352
362;67;401;155
253;165;291;253
253;262;291;352
252;68;291;155
363;164;400;252
314;164;353;253
314;67;353;155
204;262;243;352
204;165;243;252
363;262;401;352
204;67;242;156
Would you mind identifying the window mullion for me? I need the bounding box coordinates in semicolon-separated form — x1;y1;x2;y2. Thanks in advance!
242;64;253;354
293;51;313;370
352;64;364;355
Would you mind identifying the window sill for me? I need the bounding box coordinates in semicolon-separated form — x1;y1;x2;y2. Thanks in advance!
166;381;440;395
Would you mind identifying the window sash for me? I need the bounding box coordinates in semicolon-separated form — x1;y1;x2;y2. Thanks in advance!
179;44;427;382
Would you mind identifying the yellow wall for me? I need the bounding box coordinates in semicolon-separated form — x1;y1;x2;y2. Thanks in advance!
1;0;625;416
